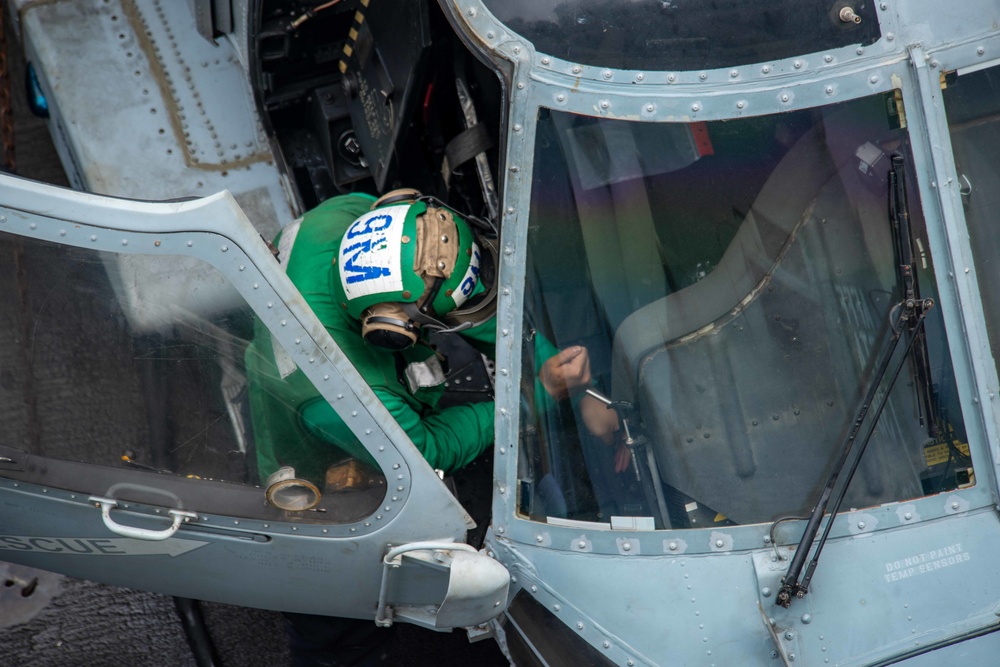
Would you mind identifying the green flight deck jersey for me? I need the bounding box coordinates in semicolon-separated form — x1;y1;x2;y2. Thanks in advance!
245;193;515;486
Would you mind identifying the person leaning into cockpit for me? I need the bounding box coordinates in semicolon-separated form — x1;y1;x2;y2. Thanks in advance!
244;188;621;495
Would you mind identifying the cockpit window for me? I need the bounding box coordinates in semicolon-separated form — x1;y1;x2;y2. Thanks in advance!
517;94;973;530
0;232;385;523
481;0;880;71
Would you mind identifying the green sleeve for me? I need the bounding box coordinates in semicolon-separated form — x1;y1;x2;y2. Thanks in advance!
299;389;495;476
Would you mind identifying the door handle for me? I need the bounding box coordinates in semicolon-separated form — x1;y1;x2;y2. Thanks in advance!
89;496;198;541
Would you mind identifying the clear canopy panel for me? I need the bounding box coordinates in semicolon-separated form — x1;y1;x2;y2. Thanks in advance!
0;232;384;523
518;94;972;529
481;0;879;71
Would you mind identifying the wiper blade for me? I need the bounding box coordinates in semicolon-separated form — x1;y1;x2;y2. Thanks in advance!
890;155;939;438
775;154;935;608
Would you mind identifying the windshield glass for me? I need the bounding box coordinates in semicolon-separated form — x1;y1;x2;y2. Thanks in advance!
481;0;879;71
0;231;385;523
518;94;973;529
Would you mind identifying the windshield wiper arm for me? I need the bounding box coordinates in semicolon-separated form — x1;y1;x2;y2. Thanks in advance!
890;155;939;438
776;154;935;608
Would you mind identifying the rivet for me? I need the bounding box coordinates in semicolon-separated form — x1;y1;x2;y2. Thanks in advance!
603;70;612;79
761;587;772;597
785;631;795;640
715;539;724;547
667;73;676;82
556;93;565;102
536;535;544;543
762;65;771;74
692;103;700;112
466;7;476;17
401;235;410;244
781;94;790;103
737;100;745;109
512;45;520;54
554;604;560;612
802;614;812;624
826;86;835;95
577;622;584;630
600;100;610;109
794;60;802;69
572;65;580;74
904;512;912;520
825;55;833;63
623;543;631;551
509;165;519;173
730;69;739;78
530;585;537;592
541;57;550;65
646;103;655;112
699;72;707;80
857;47;865;55
858;521;866;529
402;290;411;299
517;82;524;89
121;239;129;246
668;542;677;551
603;641;610;649
513;124;522;132
952;502;960;510
978;46;986;56
187;240;193;247
886;32;895;41
870;75;879;84
578;541;587;548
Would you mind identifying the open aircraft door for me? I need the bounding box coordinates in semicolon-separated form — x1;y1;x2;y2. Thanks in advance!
0;174;508;629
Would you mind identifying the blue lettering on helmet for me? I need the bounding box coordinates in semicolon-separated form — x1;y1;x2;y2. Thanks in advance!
346;213;393;239
342;235;391;283
459;248;482;296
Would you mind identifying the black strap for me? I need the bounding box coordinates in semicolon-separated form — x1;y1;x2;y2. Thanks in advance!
445;124;493;170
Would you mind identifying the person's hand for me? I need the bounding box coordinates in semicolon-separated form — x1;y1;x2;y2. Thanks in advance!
613;442;632;474
539;346;591;401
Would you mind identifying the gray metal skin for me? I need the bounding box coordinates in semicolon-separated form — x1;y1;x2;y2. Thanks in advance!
440;0;1000;665
0;0;503;624
6;0;1000;666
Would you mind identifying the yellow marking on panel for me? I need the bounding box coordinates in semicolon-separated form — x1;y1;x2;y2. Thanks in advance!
923;442;970;467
